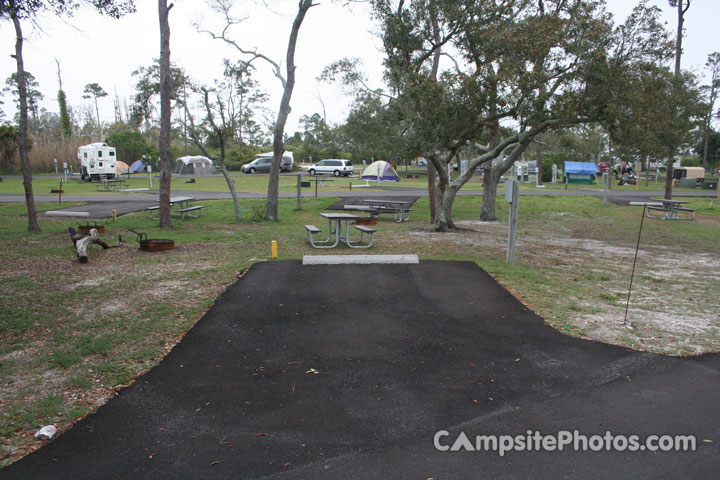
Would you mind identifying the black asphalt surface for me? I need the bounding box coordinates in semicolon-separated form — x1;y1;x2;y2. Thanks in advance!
2;261;719;479
40;200;158;218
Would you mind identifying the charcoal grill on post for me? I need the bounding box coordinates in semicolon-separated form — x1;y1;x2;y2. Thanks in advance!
129;229;175;252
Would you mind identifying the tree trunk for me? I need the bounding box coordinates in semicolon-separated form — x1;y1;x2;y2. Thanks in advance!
665;0;689;200
266;0;313;221
217;141;242;222
664;153;675;199
702;77;715;170
427;162;437;224
94;97;102;138
536;142;543;185
436;183;460;232
480;138;534;221
426;9;441;227
158;0;173;227
480;169;499;222
220;163;242;222
12;13;39;232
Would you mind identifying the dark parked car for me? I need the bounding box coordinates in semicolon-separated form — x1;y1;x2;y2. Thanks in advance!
241;156;291;174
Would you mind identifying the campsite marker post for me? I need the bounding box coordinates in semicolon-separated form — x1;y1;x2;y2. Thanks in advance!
505;178;519;264
147;166;153;189
603;172;609;206
297;173;303;209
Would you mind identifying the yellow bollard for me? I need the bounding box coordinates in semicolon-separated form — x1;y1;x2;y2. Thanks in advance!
113;209;117;222
271;240;278;259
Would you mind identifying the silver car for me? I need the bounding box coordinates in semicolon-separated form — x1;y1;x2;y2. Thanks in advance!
242;156;292;174
307;159;354;177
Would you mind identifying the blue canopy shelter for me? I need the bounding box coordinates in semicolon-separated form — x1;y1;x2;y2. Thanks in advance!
564;161;597;185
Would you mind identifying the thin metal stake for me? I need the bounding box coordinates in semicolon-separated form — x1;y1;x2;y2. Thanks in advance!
624;204;647;325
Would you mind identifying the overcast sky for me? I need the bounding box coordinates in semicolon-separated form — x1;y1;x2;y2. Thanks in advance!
0;0;717;136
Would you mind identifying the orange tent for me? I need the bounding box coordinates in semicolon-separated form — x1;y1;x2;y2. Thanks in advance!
115;161;130;175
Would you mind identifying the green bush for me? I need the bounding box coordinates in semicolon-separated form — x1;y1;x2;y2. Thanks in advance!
105;130;157;165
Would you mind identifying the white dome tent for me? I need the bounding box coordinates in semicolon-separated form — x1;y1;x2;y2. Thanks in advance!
360;160;400;182
172;156;217;175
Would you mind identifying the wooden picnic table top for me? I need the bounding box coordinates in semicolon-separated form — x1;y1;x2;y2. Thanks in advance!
659;199;689;204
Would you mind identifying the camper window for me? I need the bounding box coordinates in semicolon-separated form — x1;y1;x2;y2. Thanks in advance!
98;151;103;158
109;151;115;157
83;152;87;158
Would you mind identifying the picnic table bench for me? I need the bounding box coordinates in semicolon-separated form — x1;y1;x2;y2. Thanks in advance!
177;205;204;220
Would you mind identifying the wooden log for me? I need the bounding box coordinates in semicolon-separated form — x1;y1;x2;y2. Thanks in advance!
68;228;123;263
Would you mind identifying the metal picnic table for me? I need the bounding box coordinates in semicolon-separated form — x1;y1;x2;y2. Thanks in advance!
646;199;695;220
361;199;414;222
305;213;376;249
147;196;200;220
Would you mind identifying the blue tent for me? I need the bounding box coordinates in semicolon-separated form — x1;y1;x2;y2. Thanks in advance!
130;159;148;173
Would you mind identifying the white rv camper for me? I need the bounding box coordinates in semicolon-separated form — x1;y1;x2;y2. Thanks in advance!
78;143;117;181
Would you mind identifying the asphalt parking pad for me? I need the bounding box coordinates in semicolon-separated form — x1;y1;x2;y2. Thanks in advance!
41;201;156;219
2;261;718;479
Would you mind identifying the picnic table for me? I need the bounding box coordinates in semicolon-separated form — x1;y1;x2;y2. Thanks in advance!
646;199;695;220
147;196;205;221
362;199;413;222
95;175;128;192
304;213;375;249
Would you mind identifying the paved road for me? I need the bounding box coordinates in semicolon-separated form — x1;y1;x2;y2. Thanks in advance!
2;261;717;479
1;182;716;218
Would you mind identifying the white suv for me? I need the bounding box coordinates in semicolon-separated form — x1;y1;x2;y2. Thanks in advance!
307;159;354;177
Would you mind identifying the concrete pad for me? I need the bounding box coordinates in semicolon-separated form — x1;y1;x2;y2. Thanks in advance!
303;254;419;265
44;210;91;217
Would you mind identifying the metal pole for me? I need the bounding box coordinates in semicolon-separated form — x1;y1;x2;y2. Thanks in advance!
296;173;302;209
624;204;647;325
603;172;609;207
506;179;519;264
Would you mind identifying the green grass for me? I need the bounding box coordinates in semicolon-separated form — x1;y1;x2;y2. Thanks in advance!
1;187;719;467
